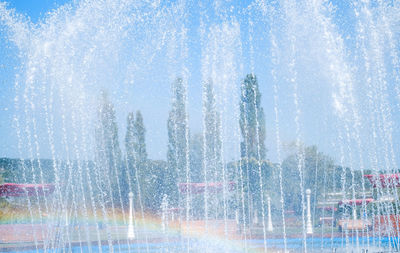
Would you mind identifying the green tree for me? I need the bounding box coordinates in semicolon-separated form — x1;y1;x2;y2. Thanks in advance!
0;168;4;184
166;78;190;207
133;111;152;209
144;160;167;211
239;74;266;161
203;79;223;183
95;91;125;206
227;158;275;223
237;74;268;224
189;133;203;183
166;110;178;206
133;111;147;172
281;145;335;215
202;79;225;219
125;112;137;199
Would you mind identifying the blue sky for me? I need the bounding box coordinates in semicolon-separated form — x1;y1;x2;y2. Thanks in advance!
4;0;70;22
0;0;72;158
0;0;399;171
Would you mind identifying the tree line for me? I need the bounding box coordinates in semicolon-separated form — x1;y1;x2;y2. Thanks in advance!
95;73;371;222
0;73;372;222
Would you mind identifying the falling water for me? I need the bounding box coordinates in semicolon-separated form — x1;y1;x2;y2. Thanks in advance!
13;80;39;251
280;0;308;250
0;0;400;252
247;6;268;252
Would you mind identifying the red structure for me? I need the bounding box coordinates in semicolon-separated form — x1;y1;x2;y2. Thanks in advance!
364;174;400;188
178;182;235;194
338;198;374;206
364;174;400;234
0;183;55;197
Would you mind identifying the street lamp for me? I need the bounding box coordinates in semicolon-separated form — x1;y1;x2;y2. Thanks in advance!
128;192;135;239
306;189;313;235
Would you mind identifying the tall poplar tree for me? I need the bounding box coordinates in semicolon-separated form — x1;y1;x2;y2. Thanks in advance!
125;112;136;194
238;74;267;223
95;91;124;205
202;79;224;219
166;78;189;207
189;133;203;183
133;111;147;172
133;111;149;206
203;80;223;181
166;111;178;205
239;74;266;161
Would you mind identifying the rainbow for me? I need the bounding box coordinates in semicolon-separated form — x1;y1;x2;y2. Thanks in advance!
0;208;269;252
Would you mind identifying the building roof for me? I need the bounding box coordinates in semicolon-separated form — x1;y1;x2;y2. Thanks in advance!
364;174;400;188
0;183;55;197
338;198;374;206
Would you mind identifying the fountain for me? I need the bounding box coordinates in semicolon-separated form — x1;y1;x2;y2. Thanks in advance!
0;0;399;252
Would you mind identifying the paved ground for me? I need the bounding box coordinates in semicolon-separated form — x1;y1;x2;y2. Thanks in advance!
0;224;49;243
0;224;394;252
0;224;171;251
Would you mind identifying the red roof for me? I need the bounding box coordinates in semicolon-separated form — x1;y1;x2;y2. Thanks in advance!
0;183;55;197
364;174;400;188
178;182;236;194
338;198;374;206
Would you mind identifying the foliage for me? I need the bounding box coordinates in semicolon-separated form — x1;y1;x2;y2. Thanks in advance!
125;112;137;200
280;145;335;215
166;78;189;207
125;111;149;205
141;160;167;211
203;79;223;179
234;74;270;222
189;133;203;183
239;74;266;161
95;91;125;206
133;111;152;209
0;158;56;183
0;76;377;219
133;111;148;169
228;158;275;223
201;79;228;219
